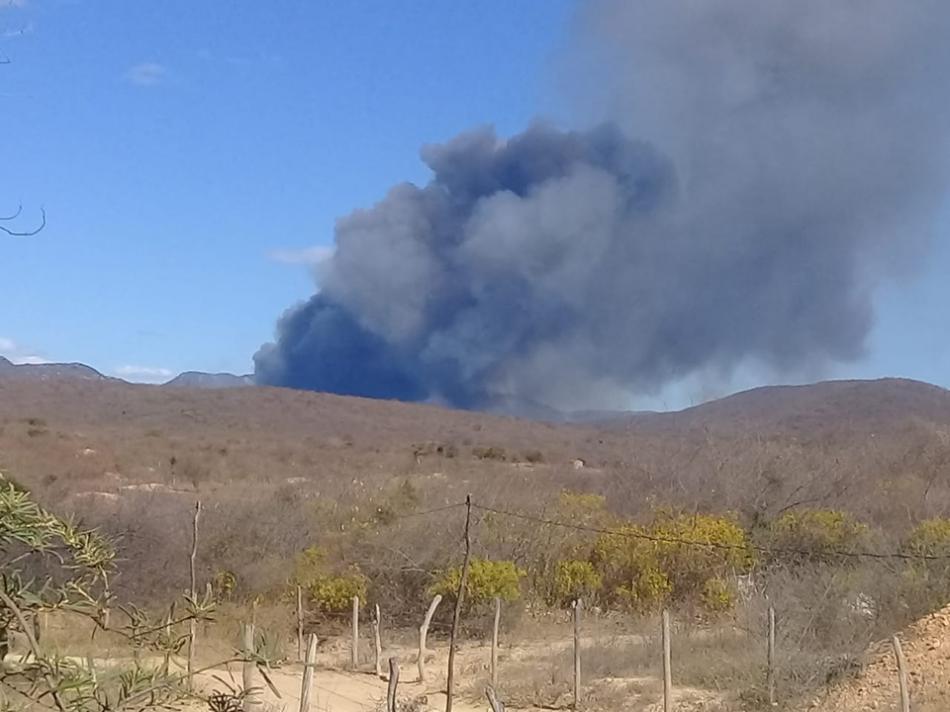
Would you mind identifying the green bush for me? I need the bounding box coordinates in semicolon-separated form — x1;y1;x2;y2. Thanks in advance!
472;446;508;461
430;558;523;610
592;512;753;611
897;518;950;612
614;568;673;610
557;491;608;519
550;559;602;607
766;509;870;565
700;577;735;613
212;569;237;600
307;572;367;615
293;545;368;614
903;518;950;558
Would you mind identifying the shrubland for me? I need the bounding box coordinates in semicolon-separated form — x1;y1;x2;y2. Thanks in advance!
5;378;950;707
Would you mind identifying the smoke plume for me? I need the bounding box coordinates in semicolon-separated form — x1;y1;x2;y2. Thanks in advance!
255;1;950;412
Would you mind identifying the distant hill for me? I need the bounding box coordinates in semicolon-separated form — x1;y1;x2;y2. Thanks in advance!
615;378;950;436
3;374;950;600
0;356;113;382
0;358;257;389
162;371;255;389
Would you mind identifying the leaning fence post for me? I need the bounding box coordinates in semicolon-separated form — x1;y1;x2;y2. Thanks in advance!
242;622;257;712
351;596;360;669
296;585;304;662
387;658;400;712
573;598;582;710
491;596;501;689
373;603;383;679
418;594;442;682
486;685;505;712
767;605;776;706
662;610;672;712
299;633;318;712
892;635;910;712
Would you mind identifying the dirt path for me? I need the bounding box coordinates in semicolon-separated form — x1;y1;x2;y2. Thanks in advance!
194;660;486;712
190;635;497;712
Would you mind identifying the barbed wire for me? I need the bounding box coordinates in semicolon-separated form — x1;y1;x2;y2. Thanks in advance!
468;500;950;562
389;501;468;520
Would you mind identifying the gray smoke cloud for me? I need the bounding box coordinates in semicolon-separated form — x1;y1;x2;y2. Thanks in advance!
255;0;950;412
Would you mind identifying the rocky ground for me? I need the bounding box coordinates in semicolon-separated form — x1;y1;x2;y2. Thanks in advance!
799;603;950;712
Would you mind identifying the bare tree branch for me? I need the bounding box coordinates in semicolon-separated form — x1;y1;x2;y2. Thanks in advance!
0;589;68;712
0;206;45;236
0;203;22;221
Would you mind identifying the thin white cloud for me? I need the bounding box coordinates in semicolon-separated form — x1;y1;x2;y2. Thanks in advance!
268;245;335;266
113;365;174;383
125;62;167;87
0;0;27;9
0;336;51;365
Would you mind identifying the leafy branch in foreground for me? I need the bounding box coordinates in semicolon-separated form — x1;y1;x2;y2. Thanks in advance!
0;476;243;711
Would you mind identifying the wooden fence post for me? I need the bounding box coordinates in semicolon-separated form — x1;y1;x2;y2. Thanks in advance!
892;635;910;712
418;594;442;683
187;500;201;690
446;495;473;712
373;603;383;679
162;603;174;674
242;622;257;712
296;585;304;662
486;685;505;712
351;596;360;669
491;596;501;689
573;598;582;710
767;606;776;707
387;658;400;712
299;633;318;712
662;610;672;712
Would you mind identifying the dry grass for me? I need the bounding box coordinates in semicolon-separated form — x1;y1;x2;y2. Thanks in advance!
5;378;950;709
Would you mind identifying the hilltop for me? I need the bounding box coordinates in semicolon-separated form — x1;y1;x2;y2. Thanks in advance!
1;375;949;530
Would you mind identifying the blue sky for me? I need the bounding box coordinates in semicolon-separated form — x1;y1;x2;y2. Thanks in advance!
0;0;573;380
1;0;948;406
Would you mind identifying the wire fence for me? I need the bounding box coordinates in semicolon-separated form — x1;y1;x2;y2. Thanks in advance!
254;495;933;712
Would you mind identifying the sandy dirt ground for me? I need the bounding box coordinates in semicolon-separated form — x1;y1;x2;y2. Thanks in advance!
793;603;950;712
